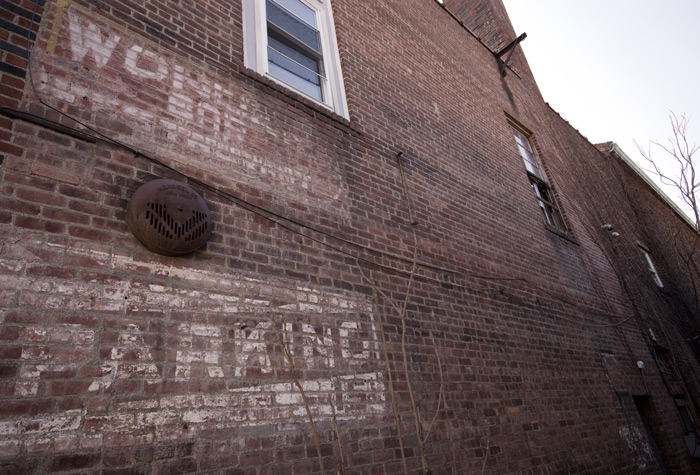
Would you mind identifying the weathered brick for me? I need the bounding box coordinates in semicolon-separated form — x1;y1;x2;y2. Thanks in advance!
47;381;95;396
0;1;698;474
0;326;20;341
51;348;93;364
157;457;198;475
0;460;40;474
0;365;17;378
0;399;55;416
46;453;101;472
0;346;22;359
104;447;154;467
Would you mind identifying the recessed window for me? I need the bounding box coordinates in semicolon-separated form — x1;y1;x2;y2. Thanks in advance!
242;0;348;118
511;126;567;231
640;247;664;287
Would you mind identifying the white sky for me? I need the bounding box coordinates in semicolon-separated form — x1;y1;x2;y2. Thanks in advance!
502;0;700;219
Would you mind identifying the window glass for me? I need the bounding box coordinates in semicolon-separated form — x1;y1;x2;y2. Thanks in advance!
266;0;323;101
641;248;664;287
267;0;321;54
513;128;543;178
270;0;316;26
268;41;323;100
530;176;566;229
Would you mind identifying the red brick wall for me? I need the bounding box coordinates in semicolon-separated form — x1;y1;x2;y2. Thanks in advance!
0;0;698;473
443;0;514;50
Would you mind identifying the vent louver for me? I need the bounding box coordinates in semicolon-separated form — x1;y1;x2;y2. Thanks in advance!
126;179;212;256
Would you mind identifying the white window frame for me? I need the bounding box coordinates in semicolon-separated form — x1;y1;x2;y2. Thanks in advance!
242;0;349;119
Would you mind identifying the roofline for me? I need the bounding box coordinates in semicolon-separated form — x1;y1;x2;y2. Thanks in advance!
608;142;697;230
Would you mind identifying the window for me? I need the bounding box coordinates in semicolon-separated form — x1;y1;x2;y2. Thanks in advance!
674;398;700;458
640;247;664;287
242;0;348;118
511;126;567;231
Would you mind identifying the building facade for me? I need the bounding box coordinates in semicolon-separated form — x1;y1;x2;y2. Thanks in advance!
1;0;699;473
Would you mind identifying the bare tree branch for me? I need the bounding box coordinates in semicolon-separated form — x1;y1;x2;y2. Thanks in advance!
278;323;325;475
636;113;700;321
329;396;345;475
637;112;700;231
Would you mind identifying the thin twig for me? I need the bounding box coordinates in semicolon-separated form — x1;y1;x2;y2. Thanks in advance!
329;396;345;475
279;323;325;475
399;245;428;473
480;433;491;475
422;331;444;445
359;242;429;473
448;419;458;475
637;112;700;231
371;284;409;475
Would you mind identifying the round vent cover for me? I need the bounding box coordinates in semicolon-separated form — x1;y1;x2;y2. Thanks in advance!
126;179;212;256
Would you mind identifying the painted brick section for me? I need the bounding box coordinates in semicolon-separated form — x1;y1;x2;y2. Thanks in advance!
0;0;698;474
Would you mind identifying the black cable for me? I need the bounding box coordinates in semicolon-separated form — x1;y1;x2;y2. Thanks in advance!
19;0;638;328
22;2;456;274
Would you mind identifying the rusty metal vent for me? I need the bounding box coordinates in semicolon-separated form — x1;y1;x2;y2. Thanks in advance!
126;179;212;256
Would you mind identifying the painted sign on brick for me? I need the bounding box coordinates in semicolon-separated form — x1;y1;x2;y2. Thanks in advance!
35;5;349;211
0;243;385;453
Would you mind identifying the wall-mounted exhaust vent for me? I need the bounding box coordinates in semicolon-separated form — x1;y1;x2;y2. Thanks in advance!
126;179;212;256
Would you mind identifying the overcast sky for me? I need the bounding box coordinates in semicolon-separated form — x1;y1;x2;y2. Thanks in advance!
502;0;700;218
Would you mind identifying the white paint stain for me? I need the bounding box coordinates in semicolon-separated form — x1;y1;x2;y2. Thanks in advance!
619;425;654;471
3;243;386;453
67;12;120;67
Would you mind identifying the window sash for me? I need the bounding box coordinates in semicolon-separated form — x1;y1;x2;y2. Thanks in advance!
267;45;323;100
267;0;322;56
513;128;544;178
528;173;566;230
265;0;325;101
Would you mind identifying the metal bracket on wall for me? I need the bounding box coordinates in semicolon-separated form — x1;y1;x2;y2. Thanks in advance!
396;151;418;226
496;32;527;77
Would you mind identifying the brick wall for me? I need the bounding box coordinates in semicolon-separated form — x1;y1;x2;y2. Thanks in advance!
0;0;699;473
443;0;514;50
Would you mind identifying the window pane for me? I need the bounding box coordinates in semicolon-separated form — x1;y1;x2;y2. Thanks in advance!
265;0;324;101
243;0;347;116
520;150;541;176
268;45;322;100
268;63;323;101
513;129;543;177
267;0;321;54
268;34;320;81
547;203;566;229
270;0;316;26
529;176;565;230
